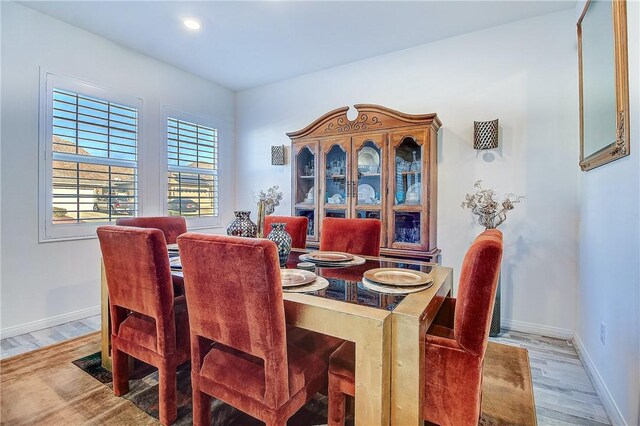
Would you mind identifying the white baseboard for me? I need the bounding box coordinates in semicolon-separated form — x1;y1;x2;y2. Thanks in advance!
574;334;627;426
502;318;574;339
0;306;100;340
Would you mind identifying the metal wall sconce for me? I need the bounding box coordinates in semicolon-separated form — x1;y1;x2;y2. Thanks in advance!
474;119;499;150
271;145;285;165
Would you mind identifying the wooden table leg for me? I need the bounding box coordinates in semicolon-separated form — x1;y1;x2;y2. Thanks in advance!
354;317;391;426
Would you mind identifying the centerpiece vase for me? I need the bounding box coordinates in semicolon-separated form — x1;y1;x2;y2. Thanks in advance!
226;211;257;238
266;223;292;266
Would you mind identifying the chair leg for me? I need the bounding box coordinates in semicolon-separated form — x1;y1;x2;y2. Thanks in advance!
192;385;211;426
111;348;129;396
158;364;177;426
328;374;347;426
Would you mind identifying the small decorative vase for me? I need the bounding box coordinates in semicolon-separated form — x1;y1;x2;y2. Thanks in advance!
226;211;257;238
267;223;292;266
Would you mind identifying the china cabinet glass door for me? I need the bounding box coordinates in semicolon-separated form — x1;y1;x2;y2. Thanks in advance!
390;133;426;249
321;139;350;221
353;134;385;246
293;143;318;241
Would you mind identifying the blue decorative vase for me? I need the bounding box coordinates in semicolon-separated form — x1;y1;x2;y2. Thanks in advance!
267;223;292;266
226;211;257;238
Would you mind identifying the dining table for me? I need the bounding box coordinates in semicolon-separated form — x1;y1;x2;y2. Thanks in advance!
100;248;453;426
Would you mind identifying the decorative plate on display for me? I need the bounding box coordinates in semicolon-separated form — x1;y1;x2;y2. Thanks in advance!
357;184;376;203
302;251;354;263
362;278;433;294
358;147;380;166
280;269;317;288
304;186;315;203
283;276;330;293
405;183;421;204
363;268;433;287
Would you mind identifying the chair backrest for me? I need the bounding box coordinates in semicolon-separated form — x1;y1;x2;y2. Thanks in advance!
177;233;289;406
264;215;308;249
320;218;381;256
116;216;187;244
454;229;503;357
97;225;176;353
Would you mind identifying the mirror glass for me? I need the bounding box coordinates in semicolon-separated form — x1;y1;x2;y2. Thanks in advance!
580;0;616;158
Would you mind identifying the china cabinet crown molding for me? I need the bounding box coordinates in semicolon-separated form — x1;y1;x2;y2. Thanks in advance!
287;104;442;140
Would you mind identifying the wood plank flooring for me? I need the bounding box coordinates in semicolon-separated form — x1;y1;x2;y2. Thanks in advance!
0;319;610;425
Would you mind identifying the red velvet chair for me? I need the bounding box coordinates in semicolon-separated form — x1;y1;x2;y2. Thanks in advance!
116;216;187;295
327;229;503;426
264;215;308;249
177;233;343;426
97;226;190;425
319;218;381;256
116;216;187;244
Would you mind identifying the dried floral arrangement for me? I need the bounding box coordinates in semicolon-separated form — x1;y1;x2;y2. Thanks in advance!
462;180;523;229
254;185;283;215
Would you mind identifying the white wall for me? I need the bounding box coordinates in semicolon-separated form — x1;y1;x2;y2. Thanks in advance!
236;10;580;335
575;1;640;424
0;2;235;336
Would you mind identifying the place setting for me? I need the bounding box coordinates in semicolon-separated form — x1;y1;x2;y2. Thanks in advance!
298;251;366;267
361;268;434;294
280;269;329;293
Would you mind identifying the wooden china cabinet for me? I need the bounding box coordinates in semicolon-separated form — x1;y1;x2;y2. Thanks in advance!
288;104;442;262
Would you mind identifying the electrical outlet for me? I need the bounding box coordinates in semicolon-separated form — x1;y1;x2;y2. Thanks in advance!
600;323;606;345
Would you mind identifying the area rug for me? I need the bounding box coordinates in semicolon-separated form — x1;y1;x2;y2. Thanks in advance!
73;342;535;425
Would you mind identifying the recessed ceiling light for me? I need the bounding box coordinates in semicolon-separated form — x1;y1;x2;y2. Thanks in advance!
183;19;201;31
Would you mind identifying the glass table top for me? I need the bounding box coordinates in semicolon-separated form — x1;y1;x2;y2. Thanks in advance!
284;251;435;311
170;249;436;312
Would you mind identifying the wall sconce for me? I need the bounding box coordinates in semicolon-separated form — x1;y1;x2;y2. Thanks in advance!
474;119;499;150
271;145;285;165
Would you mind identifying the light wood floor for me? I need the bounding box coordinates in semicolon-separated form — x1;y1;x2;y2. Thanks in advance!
0;321;610;425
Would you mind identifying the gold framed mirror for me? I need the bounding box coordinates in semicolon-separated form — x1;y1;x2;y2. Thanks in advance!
577;0;629;171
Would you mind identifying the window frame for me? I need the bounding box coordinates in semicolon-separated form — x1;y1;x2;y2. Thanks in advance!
39;70;144;242
162;106;222;229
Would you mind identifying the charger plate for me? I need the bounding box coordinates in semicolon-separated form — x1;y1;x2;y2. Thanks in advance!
301;251;354;263
299;254;366;268
363;268;432;287
280;269;317;288
362;277;432;294
283;277;329;293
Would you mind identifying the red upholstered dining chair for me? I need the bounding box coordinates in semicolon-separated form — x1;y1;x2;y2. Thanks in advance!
264;215;309;249
319;218;381;256
177;233;343;426
116;216;187;295
327;229;504;426
97;226;190;426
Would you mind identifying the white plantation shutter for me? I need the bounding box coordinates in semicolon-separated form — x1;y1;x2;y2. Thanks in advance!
167;117;219;218
51;89;139;224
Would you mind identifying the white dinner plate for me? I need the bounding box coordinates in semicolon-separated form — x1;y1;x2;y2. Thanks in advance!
280;269;317;287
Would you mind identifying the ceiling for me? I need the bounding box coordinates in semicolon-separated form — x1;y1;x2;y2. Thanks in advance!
22;1;575;91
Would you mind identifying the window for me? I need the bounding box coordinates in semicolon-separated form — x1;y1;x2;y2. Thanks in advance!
166;115;219;224
40;72;142;241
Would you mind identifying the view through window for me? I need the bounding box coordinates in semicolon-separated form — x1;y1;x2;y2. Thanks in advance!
167;117;218;218
51;89;138;224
